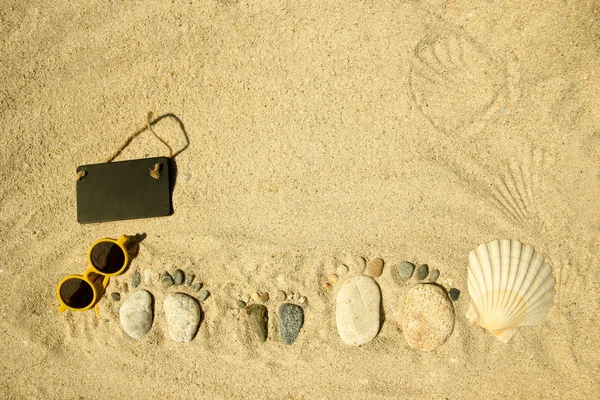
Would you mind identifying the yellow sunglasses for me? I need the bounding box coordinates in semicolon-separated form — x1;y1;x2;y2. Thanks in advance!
57;235;130;312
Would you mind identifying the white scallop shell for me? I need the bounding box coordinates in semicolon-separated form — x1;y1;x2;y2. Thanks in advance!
466;239;555;343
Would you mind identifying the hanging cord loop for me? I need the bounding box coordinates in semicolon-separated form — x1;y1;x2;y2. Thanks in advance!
76;112;174;181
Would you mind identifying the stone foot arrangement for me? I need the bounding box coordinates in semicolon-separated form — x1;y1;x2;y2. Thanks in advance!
117;268;210;343
115;258;462;350
237;289;307;345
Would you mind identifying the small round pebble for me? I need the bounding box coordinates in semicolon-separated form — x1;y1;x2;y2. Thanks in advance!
122;283;129;293
416;264;429;280
131;271;141;288
276;290;286;302
173;269;184;286
298;296;307;305
449;288;460;301
251;292;261;302
144;269;158;286
429;269;440;282
367;257;384;278
160;271;174;288
398;262;415;279
237;300;247;308
328;274;339;284
198;289;210;302
354;257;367;274
260;292;270;302
336;264;349;276
241;294;250;303
292;292;300;301
184;273;195;287
323;283;333;291
111;292;121;301
192;282;203;292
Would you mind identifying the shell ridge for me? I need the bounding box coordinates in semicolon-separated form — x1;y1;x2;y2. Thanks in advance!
480;242;495;321
468;249;488;322
489;240;502;323
496;239;512;324
497;240;522;319
498;243;534;322
503;252;546;324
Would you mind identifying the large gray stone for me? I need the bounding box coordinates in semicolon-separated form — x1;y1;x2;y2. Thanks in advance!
335;276;381;346
119;290;153;340
164;293;201;342
279;303;304;345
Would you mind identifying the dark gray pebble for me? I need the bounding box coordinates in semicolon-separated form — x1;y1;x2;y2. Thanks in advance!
198;289;210;302
173;269;184;286
160;271;174;288
111;292;121;301
237;300;247;309
416;264;429;280
449;288;460;301
192;282;203;292
279;303;304;345
398;262;415;279
131;271;141;288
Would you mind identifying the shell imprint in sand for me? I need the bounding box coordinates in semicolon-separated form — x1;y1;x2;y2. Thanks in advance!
409;24;505;133
467;239;555;343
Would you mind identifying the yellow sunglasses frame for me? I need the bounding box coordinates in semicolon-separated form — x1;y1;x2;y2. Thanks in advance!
57;235;130;312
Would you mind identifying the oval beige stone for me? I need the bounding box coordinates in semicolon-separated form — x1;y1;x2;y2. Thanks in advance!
402;284;455;351
336;276;381;346
367;258;384;278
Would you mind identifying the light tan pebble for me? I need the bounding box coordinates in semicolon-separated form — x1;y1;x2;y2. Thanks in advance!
429;269;440;282
292;292;300;301
367;258;384;278
251;292;261;302
327;274;339;284
354;257;367;274
298;296;307;305
336;264;349;276
276;290;286;302
143;269;157;286
260;292;270;302
323;283;333;291
241;294;250;303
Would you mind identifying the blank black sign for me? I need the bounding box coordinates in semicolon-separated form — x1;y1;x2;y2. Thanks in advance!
76;157;172;223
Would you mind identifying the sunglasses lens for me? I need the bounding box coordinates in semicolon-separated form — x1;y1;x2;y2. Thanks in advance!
59;278;94;309
90;241;126;274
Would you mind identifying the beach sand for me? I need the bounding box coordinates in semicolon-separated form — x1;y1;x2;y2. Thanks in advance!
1;0;599;398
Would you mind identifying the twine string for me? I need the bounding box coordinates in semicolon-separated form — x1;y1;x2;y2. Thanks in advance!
77;112;173;181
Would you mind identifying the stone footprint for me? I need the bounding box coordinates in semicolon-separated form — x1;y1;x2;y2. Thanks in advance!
241;290;306;345
391;262;458;351
119;269;206;343
334;257;384;346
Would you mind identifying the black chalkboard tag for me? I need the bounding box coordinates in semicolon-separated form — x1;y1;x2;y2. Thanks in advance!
76;157;171;223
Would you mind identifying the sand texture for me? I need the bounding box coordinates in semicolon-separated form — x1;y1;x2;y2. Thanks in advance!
1;0;600;398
